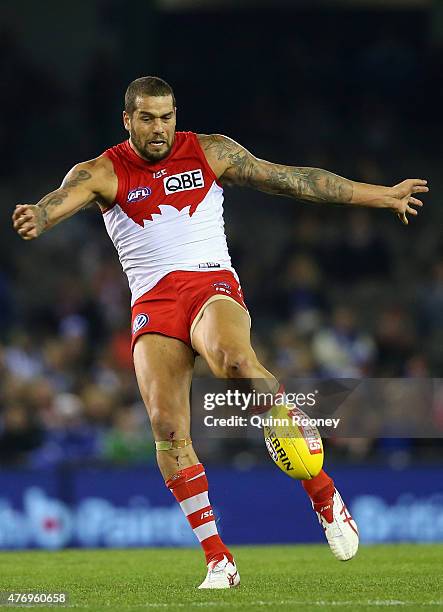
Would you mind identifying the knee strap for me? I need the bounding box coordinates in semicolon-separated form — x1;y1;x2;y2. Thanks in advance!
155;438;192;451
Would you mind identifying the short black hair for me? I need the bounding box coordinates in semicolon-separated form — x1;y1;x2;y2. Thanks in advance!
125;76;176;115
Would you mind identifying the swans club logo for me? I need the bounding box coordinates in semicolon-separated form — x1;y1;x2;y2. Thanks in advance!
127;186;152;203
132;313;149;334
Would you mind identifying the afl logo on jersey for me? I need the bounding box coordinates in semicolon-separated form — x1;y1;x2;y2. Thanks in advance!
132;313;149;334
164;169;204;195
127;186;152;203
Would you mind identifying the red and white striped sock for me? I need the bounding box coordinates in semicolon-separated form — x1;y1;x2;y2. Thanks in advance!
165;463;233;565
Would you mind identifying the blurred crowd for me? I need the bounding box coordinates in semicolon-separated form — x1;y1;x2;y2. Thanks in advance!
0;5;442;468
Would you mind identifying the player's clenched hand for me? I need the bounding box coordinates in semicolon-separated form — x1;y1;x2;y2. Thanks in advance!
12;204;46;240
387;179;429;225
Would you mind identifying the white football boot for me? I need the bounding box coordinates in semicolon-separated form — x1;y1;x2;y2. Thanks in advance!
198;555;240;589
313;488;359;561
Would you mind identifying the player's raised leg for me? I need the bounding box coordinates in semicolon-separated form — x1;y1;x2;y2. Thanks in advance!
191;298;278;387
192;298;358;561
133;333;239;588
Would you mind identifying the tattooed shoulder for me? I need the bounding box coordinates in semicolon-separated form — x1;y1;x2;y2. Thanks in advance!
62;168;92;189
198;134;258;185
198;134;240;160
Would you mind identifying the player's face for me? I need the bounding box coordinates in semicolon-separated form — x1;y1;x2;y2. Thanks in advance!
123;95;176;162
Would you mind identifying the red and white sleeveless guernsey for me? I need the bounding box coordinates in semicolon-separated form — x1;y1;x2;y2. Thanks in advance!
102;132;237;305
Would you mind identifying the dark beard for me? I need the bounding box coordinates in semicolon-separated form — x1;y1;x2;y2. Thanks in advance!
130;131;173;163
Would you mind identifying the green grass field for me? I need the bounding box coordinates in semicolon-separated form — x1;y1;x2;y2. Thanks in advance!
0;545;442;611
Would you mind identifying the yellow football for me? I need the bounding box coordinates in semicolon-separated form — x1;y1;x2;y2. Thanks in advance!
263;403;324;480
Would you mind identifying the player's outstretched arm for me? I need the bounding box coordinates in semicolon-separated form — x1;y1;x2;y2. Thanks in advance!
12;157;115;240
199;134;429;225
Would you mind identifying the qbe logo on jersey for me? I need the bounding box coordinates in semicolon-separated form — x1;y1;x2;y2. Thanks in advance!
163;169;204;195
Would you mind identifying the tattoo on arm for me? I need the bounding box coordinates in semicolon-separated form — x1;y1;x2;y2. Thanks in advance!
62;169;92;189
35;169;93;232
201;135;354;204
200;135;257;185
259;166;354;204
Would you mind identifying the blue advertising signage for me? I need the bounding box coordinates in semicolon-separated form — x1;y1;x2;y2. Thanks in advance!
0;466;441;549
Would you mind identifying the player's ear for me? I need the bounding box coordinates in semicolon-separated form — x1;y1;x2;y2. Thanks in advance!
123;111;130;132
